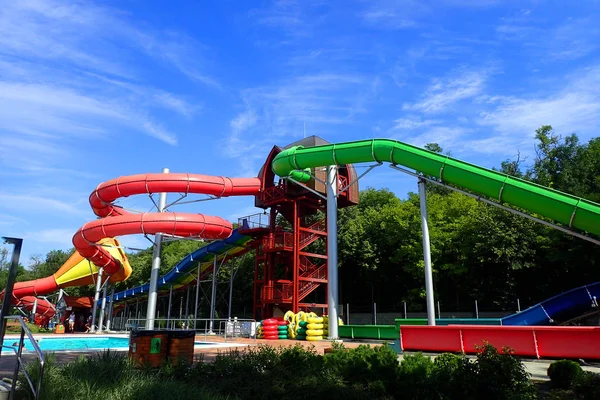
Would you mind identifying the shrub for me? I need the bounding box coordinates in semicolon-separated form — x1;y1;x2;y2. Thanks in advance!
323;343;399;391
431;353;475;399
572;371;600;399
472;342;537;400
547;359;583;389
395;352;435;399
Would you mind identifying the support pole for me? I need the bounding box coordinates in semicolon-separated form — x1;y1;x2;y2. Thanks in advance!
228;264;235;319
418;179;436;326
346;303;350;324
146;167;169;329
167;285;173;329
373;302;377;325
31;298;38;321
98;281;108;332
179;296;183;319
106;287;114;331
326;165;339;339
194;264;201;330
185;286;190;318
0;237;23;358
209;255;218;334
90;267;103;333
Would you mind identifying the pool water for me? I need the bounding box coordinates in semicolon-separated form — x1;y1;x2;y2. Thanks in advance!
2;337;215;352
3;337;130;352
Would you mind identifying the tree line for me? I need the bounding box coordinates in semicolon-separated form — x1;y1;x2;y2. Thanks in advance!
2;125;599;315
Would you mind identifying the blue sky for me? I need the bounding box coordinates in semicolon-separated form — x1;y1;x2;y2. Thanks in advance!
1;0;599;265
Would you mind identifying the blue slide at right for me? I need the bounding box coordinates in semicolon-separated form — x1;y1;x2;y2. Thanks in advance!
502;282;600;325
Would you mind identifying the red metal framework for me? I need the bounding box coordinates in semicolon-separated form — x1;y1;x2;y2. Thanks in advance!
246;198;329;320
244;139;359;320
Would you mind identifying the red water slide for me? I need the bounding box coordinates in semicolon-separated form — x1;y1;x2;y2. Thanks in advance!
73;173;262;274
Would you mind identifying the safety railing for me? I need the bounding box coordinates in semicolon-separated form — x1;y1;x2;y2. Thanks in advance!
123;317;258;342
261;232;294;251
0;315;45;400
261;284;293;302
238;213;271;231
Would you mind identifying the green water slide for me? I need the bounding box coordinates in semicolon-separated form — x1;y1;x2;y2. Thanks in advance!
272;139;600;237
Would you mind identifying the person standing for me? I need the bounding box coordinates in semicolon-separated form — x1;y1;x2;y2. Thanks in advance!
68;313;75;333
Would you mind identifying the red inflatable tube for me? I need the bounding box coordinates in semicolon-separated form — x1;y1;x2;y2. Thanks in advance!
262;326;279;332
262;318;279;325
277;320;288;326
263;335;279;340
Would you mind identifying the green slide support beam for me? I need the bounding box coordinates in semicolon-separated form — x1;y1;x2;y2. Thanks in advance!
272;139;600;237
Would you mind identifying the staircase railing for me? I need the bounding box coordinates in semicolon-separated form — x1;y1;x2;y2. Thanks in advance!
0;315;45;399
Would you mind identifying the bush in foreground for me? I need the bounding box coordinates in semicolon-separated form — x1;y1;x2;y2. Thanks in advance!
547;359;583;389
22;342;548;400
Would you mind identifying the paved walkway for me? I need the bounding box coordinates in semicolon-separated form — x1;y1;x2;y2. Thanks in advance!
0;333;598;383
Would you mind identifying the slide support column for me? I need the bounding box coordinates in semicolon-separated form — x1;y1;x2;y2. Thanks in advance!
98;281;108;332
194;264;200;330
31;298;38;321
326;165;340;340
228;264;235;319
90;267;103;333
209;255;218;334
146;167;169;330
167;285;173;329
106;287;114;331
419;179;436;326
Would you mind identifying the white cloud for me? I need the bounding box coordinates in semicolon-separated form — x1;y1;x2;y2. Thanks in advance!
478;67;600;139
403;69;489;113
359;0;505;30
359;0;423;29
225;73;377;174
231;111;258;134
394;126;469;150
0;0;214;176
496;17;600;61
141;122;178;146
393;116;438;130
0;214;24;228
0;193;87;216
250;0;328;37
26;228;78;247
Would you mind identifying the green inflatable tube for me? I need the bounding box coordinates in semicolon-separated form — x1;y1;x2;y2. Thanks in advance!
295;335;306;340
272;139;600;237
278;334;288;339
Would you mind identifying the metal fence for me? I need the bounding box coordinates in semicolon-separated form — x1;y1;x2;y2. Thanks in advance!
123;317;258;342
0;315;45;400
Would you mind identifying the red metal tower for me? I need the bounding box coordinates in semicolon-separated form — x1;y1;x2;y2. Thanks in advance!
239;137;359;320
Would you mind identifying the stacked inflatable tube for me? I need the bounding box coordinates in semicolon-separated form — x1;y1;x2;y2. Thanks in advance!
258;318;280;340
277;320;289;339
305;316;324;341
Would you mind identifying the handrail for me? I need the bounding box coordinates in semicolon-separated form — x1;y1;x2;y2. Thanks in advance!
1;315;45;399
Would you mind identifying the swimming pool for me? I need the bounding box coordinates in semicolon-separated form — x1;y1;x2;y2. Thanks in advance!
3;337;130;352
1;336;235;352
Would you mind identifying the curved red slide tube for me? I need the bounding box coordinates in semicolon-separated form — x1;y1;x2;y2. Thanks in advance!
10;276;59;300
73;173;262;275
